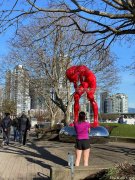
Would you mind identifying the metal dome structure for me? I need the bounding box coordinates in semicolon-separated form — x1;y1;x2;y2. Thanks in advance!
59;125;109;143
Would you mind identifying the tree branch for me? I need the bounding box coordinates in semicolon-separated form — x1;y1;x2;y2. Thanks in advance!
102;0;124;10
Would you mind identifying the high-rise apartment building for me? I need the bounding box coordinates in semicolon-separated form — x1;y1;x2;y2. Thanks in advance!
5;65;31;115
100;92;128;113
30;78;46;110
111;93;128;113
100;92;110;113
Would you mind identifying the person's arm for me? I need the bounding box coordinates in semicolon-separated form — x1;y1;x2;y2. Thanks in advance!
88;123;91;133
11;119;15;127
9;118;12;127
27;118;31;130
1;120;4;129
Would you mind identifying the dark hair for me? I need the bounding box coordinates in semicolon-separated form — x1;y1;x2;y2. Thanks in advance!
5;112;10;116
78;111;86;122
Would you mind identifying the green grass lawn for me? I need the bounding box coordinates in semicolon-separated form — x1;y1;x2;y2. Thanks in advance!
100;123;135;138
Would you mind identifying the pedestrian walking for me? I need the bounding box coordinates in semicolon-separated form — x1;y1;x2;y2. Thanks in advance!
1;113;12;145
35;124;39;139
18;113;31;145
118;115;124;124
74;111;91;166
12;116;19;141
0;117;2;134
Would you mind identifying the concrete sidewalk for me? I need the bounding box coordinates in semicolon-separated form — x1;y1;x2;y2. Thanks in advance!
0;139;135;179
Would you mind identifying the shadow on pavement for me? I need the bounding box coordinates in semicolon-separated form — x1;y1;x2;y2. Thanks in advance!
0;140;68;178
33;172;50;180
93;144;135;156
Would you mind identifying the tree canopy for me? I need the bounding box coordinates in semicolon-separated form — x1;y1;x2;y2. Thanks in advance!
0;0;135;70
0;0;135;48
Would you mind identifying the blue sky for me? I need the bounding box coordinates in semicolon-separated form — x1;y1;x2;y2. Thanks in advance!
111;43;135;108
0;27;135;108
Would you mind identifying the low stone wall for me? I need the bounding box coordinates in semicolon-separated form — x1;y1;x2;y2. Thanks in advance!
110;136;135;143
50;165;112;180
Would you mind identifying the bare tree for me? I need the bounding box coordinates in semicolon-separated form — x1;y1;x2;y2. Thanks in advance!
0;0;135;74
5;25;74;126
0;0;135;47
2;99;16;115
3;15;119;125
126;58;135;75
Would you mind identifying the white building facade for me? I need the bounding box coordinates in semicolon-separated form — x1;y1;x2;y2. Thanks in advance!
5;65;31;115
100;92;128;113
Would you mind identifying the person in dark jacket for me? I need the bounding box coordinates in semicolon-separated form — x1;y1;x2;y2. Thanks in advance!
1;113;12;145
12;116;19;141
18;113;31;145
118;115;124;124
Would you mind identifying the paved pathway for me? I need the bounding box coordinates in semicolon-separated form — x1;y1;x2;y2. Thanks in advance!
0;138;135;179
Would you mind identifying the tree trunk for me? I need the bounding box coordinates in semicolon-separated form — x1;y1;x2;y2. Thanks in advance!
50;113;57;128
64;105;71;125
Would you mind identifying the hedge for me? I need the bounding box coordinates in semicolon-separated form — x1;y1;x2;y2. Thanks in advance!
100;123;135;138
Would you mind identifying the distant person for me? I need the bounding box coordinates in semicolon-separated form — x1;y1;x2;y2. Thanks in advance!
74;111;91;166
12;116;19;141
18;113;31;145
118;115;124;124
35;124;39;139
1;113;12;145
0;117;2;134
